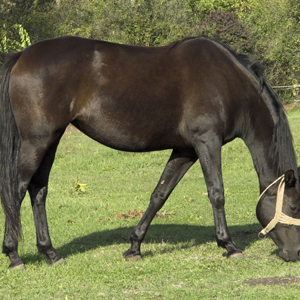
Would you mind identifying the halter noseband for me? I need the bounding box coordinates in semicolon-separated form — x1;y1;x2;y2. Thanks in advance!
258;174;300;238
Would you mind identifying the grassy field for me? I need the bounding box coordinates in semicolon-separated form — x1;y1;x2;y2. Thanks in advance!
1;107;300;299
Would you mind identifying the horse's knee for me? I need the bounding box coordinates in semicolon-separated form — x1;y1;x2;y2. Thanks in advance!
207;186;224;209
150;191;168;207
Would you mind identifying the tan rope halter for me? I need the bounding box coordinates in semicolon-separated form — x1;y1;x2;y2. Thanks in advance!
258;174;300;237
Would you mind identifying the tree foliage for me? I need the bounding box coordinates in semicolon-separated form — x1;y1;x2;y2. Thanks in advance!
1;0;299;102
238;0;300;99
195;10;254;54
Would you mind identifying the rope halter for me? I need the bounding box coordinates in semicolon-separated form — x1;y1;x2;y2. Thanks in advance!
258;174;300;238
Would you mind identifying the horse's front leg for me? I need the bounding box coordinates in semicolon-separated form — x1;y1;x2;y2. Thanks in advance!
123;149;197;260
195;135;243;258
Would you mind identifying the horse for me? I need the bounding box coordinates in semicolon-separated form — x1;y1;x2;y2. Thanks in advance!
1;36;300;269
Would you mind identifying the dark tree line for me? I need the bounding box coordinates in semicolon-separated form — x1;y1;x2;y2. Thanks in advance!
1;0;299;102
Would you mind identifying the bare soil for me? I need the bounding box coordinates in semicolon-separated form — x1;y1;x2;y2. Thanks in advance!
115;209;168;219
246;276;300;286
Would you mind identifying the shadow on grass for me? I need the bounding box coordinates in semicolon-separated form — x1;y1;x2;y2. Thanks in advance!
22;223;261;264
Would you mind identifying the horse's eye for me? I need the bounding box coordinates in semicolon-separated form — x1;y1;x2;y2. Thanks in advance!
290;205;298;213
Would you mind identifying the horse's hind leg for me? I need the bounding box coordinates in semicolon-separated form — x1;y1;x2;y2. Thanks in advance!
124;149;197;260
27;137;65;265
2;213;25;269
2;130;65;268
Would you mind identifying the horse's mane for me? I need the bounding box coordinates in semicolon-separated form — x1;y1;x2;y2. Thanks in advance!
170;37;297;176
220;40;297;176
234;48;297;176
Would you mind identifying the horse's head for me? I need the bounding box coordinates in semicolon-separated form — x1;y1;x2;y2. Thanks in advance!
256;169;300;262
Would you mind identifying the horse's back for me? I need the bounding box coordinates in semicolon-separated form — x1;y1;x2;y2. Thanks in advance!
8;37;185;150
8;36;259;151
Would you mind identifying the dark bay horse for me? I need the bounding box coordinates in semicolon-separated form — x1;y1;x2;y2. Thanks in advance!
1;36;300;269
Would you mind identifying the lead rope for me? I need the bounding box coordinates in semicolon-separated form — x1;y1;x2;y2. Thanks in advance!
258;174;300;238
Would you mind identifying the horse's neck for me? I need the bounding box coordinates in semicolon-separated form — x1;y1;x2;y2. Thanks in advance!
245;138;279;193
241;105;284;193
243;123;297;194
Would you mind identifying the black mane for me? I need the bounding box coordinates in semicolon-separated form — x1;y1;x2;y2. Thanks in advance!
215;38;297;177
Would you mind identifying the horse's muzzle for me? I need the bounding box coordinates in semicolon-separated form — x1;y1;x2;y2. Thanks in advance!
279;249;300;262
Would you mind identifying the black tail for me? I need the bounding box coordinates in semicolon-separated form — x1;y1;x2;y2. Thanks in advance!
0;52;23;242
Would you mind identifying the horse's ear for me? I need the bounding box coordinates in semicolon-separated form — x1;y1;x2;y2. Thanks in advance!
285;170;296;187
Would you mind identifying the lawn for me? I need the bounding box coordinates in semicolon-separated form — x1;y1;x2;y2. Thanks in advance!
1;107;300;299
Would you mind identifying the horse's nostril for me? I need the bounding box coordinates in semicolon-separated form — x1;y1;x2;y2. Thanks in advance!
279;250;290;261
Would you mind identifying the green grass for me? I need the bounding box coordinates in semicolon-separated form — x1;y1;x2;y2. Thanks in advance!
2;108;300;299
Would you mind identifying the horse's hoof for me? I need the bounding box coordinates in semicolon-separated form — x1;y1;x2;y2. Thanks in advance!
54;258;66;265
124;254;142;261
123;248;141;261
228;252;244;259
11;263;26;270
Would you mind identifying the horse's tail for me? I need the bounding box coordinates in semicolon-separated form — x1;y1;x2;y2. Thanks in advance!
0;52;23;242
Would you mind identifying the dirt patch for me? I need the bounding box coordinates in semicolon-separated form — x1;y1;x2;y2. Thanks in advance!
115;209;168;219
246;276;300;286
